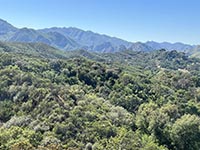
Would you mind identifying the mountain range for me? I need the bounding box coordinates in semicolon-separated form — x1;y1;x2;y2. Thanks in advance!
0;18;198;53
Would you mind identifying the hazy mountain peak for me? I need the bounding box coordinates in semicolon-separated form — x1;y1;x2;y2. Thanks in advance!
0;18;12;25
0;19;17;35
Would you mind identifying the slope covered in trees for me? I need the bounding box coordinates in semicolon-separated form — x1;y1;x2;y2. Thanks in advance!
1;45;200;150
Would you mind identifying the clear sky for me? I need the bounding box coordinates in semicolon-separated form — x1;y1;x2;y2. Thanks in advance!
0;0;199;44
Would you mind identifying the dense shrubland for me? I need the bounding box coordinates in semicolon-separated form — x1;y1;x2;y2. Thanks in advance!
1;48;200;150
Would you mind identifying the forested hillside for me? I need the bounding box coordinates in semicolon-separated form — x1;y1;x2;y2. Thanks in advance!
1;45;200;150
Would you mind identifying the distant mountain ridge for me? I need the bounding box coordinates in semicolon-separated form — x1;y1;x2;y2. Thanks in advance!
39;27;132;52
146;41;194;52
0;18;198;54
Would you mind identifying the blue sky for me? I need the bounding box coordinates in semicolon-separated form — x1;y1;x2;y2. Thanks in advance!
0;0;199;44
